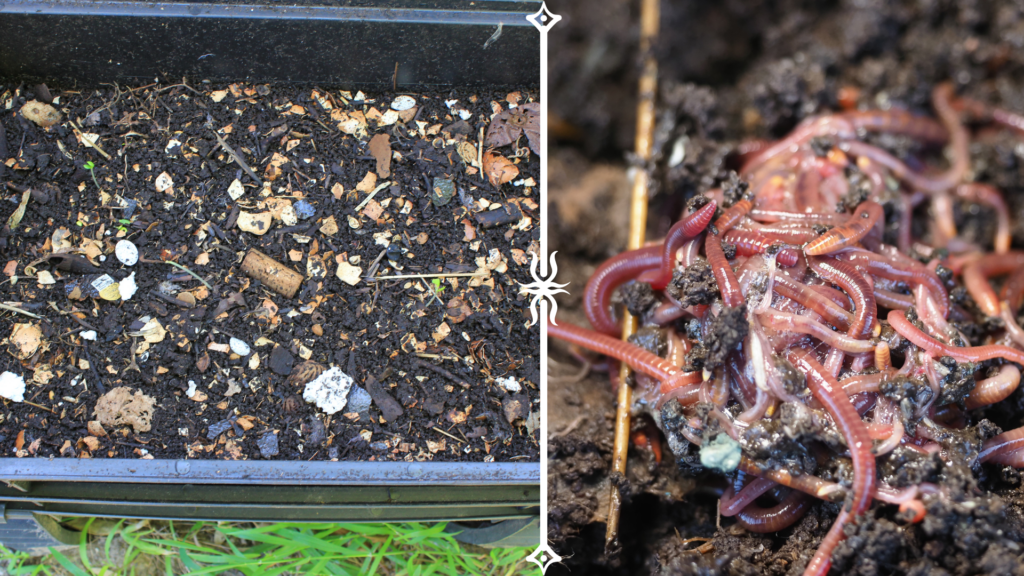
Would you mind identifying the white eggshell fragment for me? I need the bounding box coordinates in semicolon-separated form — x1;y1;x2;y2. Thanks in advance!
227;179;245;201
115;240;139;266
229;337;251;356
0;372;26;402
119;272;138;301
391;95;416;111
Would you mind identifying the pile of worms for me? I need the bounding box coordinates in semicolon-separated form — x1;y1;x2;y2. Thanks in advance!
549;82;1024;575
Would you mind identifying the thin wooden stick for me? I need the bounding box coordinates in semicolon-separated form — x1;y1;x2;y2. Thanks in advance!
0;302;43;319
368;272;485;281
606;0;660;552
162;260;213;290
354;181;392;212
23;400;55;414
432;426;466;444
414;353;461;361
70;121;111;160
210;129;263;185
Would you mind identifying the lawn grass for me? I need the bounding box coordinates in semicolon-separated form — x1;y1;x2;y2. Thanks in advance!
0;520;540;576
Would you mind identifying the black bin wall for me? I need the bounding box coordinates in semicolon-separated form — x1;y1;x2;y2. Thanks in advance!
0;0;540;87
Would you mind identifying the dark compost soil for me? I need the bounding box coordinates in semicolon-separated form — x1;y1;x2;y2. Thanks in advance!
548;0;1024;574
0;80;540;463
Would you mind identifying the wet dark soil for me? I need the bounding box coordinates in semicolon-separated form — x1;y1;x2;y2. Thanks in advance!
548;0;1024;573
0;80;539;463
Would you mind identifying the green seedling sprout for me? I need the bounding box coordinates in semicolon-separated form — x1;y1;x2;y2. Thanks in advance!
432;278;445;294
117;218;130;234
83;160;103;192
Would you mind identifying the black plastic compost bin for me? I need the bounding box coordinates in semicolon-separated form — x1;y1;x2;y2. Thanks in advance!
0;0;540;550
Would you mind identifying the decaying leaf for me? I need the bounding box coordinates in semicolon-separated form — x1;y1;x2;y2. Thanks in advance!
483;151;519;187
196;352;211;373
132;318;166;344
320;215;339;236
485;102;540;155
155;172;174;193
9;323;42;360
264;153;289;181
6;188;30;232
77;436;101;452
21;101;61;127
94;387;157;433
87;420;108;437
446;298;473;324
368;133;392;178
237;211;273;235
356;172;377;193
457;142;478;166
287;361;325;387
432;321;451;343
336;259;362;286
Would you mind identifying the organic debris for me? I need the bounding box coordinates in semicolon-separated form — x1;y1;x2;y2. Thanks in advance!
0;81;539;463
93;387;156;433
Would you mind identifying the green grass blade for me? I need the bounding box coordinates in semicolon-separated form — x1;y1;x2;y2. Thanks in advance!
49;548;90;576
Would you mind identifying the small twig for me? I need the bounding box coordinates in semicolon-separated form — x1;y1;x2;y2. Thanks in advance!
425;280;444;307
0;302;42;320
70;121;111;160
209;128;263;185
126;337;141;374
47;302;96;330
144;259;212;290
414;353;461;361
432;426;465;444
22;400;54;414
413;358;472;389
151;290;194;308
365;249;388;279
607;0;660;552
368;272;485;281
354;181;392;212
154;82;203;97
81;346;107;394
477;126;485;181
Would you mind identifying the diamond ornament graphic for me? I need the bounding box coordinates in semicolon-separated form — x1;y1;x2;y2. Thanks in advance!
527;3;562;33
526;543;563;573
519;252;569;326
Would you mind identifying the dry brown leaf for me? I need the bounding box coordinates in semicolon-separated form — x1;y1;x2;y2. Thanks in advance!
77;436;101;452
197;352;211;373
356;172;377;193
446;298;473;324
195;252;210;266
320;216;339;236
361;199;383;221
457;142;477;166
264;153;289;182
486;102;540;155
9;323;42;360
368;134;392;178
87;421;108;437
483;151;519;187
461;219;477;241
432;322;451;343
